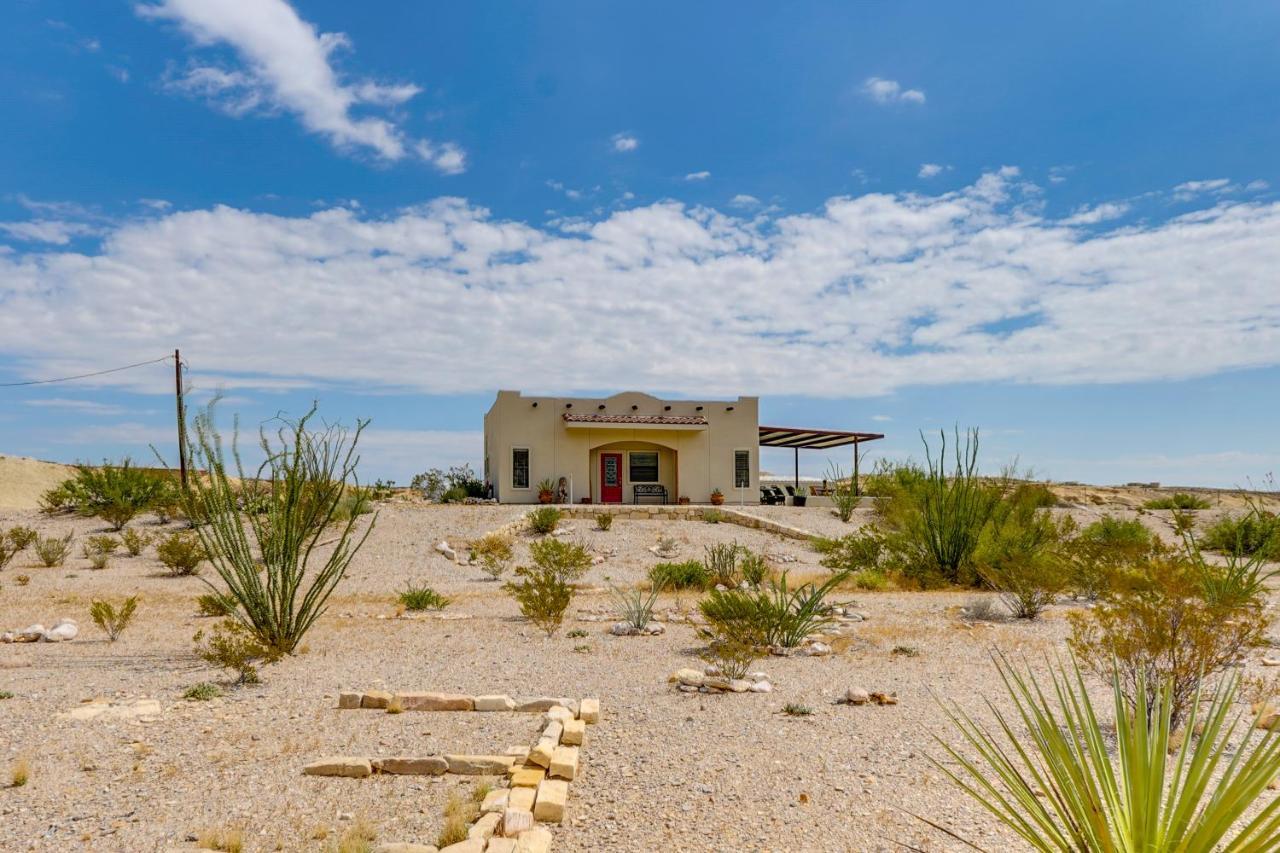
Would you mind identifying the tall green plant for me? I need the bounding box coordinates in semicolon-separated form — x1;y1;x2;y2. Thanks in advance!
64;459;170;530
175;402;375;656
826;462;859;523
930;656;1280;851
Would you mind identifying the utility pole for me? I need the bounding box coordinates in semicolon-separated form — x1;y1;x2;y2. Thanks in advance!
174;348;188;490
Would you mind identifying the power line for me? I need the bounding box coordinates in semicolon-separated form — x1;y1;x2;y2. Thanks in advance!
0;354;175;388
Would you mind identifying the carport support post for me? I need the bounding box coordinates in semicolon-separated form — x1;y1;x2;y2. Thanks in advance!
794;447;799;491
852;441;860;497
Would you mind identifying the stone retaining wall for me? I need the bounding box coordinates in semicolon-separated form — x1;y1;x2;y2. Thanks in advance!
488;505;817;542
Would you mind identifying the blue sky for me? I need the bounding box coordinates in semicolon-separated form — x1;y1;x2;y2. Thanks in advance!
2;0;1279;486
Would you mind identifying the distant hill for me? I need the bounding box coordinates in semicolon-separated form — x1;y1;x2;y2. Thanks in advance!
0;454;75;510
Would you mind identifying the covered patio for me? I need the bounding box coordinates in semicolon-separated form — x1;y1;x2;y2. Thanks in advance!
758;425;885;496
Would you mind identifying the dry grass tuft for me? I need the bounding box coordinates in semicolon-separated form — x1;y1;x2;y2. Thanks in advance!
10;756;30;787
327;816;376;853
196;826;243;852
436;785;483;847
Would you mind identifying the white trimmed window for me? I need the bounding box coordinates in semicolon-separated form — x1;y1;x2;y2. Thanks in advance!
629;451;659;483
734;449;750;489
512;448;530;489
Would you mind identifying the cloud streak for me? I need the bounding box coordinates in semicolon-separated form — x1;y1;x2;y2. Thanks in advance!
2;170;1279;400
863;77;925;105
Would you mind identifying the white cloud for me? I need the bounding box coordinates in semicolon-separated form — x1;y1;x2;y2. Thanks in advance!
1247;180;1270;192
3;173;1280;402
862;77;925;105
23;398;127;416
1048;166;1072;184
1172;178;1236;202
0;220;96;244
357;429;482;479
871;415;892;422
918;163;948;179
728;194;760;208
138;0;463;170
1062;202;1129;225
685;171;711;182
611;133;639;153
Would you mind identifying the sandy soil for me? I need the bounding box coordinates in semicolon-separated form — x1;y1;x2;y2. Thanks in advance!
0;501;1277;852
0;455;76;510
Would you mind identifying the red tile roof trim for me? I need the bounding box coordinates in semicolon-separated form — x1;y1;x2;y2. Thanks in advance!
562;413;708;426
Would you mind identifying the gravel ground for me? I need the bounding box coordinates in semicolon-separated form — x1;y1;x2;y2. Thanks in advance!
0;501;1275;852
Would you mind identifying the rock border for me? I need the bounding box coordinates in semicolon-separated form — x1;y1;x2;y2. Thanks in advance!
304;693;601;853
485;505;816;542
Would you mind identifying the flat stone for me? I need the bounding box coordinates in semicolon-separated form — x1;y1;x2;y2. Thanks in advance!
514;827;552;853
516;697;572;712
845;688;871;705
542;721;563;744
527;740;555;769
480;788;509;814
545;705;574;725
749;680;773;693
303;757;372;778
474;694;517;712
397;691;474;712
532;779;568;823
446;755;517;775
549;746;579;781
579;698;599;723
486;839;516;853
361;690;393;709
501;808;534;837
510;767;545;788
376;756;448;776
508;787;536;812
504;746;530;762
338;691;363;709
439;840;484;853
469;812;501;841
374;845;439;853
561;719;585;746
728;680;752;693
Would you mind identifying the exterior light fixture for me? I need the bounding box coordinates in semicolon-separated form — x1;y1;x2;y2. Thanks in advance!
598;404;606;410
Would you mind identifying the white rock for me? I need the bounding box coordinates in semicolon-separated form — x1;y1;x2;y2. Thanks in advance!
645;622;665;635
845;687;871;705
749;680;773;693
805;642;833;657
16;624;45;642
44;619;79;642
435;541;458;562
610;623;638;636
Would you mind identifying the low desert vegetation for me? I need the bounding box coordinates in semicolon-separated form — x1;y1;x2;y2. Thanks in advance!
609;580;661;632
595;511;614;531
527;537;592;581
1199;504;1280;561
469;533;513;580
398;582;451;611
196;591;238;618
700;570;848;650
436;785;485;848
0;539;17;572
411;464;485;503
1142;491;1211;510
10;757;30;788
193;619;279;685
89;596;138;641
41;458;175;530
195;827;243;853
82;534;120;570
504;537;589;636
33;532;73;567
6;525;37;551
155;530;208;576
119;527;151;556
826;462;860;523
703;541;743;587
182;682;222;701
648;560;708;590
526;505;561;535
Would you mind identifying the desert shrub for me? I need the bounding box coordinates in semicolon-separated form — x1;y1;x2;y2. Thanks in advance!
528;537;591;581
699;636;757;679
197;592;238;617
63;459;170;530
648;560;707;590
595;512;614;531
817;528;885;574
738;551;770;587
368;479;395;501
1064;515;1154;600
1143;492;1211;510
156;530;208;576
527;506;562;535
194;619;279;684
196;827;243;853
961;595;1003;622
470;533;513;580
11;757;30;788
826;462;859;523
934;656;1280;851
879;429;1002;587
1184;529;1280;610
0;690;13;700
6;526;37;551
504;565;572;636
1067;551;1269;729
33;532;73;567
410;468;446;501
419;464;486;504
14;574;29;586
82;534;120;570
119;527;150;556
398;582;451;611
1200;509;1280;560
331;486;375;523
177;401;375;657
852;569;888;590
440;485;468;503
609;581;660;632
437;788;479;848
974;495;1072;619
703;542;742;587
183;682;222;701
862;458;927;498
701;508;724;524
39;481;84;514
782;702;813;717
0;540;17;572
89;596;138;641
1010;481;1058;509
700;571;847;649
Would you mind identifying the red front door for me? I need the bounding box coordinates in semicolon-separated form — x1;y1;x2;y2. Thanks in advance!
600;453;623;503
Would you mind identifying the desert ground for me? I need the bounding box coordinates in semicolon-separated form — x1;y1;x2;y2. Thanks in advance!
1;459;1278;852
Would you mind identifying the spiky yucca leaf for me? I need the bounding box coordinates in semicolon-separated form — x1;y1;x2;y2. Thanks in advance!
930;656;1280;852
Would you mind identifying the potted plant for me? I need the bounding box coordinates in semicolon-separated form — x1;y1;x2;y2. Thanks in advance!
709;488;725;506
792;485;808;508
536;477;556;504
677;495;690;506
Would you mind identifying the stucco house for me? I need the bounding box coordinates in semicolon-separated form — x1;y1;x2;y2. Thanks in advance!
483;390;883;505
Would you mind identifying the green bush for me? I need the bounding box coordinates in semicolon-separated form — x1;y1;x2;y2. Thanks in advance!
700;571;847;649
57;459;170;530
703;542;742;587
119;527;151;557
699;636;757;680
608;581;660;632
196;591;238;618
504;565;572;636
701;508;724;524
648;560;708;590
1143;492;1211;510
1200;510;1280;560
156;530;208;576
738;551;770;587
399;582;451;611
595;512;614;531
528;537;591;581
527;506;562;535
33;532;73;567
816;528;885;574
470;533;513;580
82;534;120;570
194;619;279;684
89;596;138;641
177;401;375;657
6;526;37;551
1065;515;1156;600
975;492;1072;619
183;682;222;701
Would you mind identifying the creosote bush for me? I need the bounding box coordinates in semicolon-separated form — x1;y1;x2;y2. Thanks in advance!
469;533;513;580
974;490;1073;619
89;596;138;641
1066;515;1154;600
176;400;375;657
83;534;120;570
119;527;151;557
528;536;592;581
6;526;37;551
47;459;171;530
194;619;279;684
156;530;208;576
33;532;73;567
527;506;562;535
398;582;451;611
1143;492;1211;510
1200;507;1280;561
505;565;572;636
699;636;757;680
648;560;708;590
197;592;238;618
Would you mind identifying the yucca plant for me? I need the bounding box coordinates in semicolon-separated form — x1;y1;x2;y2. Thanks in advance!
175;401;375;656
608;580;661;632
929;656;1280;851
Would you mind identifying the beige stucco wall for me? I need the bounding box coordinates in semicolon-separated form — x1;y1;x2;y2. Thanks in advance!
483;390;759;504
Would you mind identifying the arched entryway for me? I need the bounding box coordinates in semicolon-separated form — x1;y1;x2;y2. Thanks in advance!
588;439;678;504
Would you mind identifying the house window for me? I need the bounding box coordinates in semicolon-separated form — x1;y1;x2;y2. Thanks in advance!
512;448;530;489
734;449;750;488
629;451;659;483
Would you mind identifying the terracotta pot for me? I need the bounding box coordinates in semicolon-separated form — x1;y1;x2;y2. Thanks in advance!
677;496;690;505
538;490;554;504
709;493;724;506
